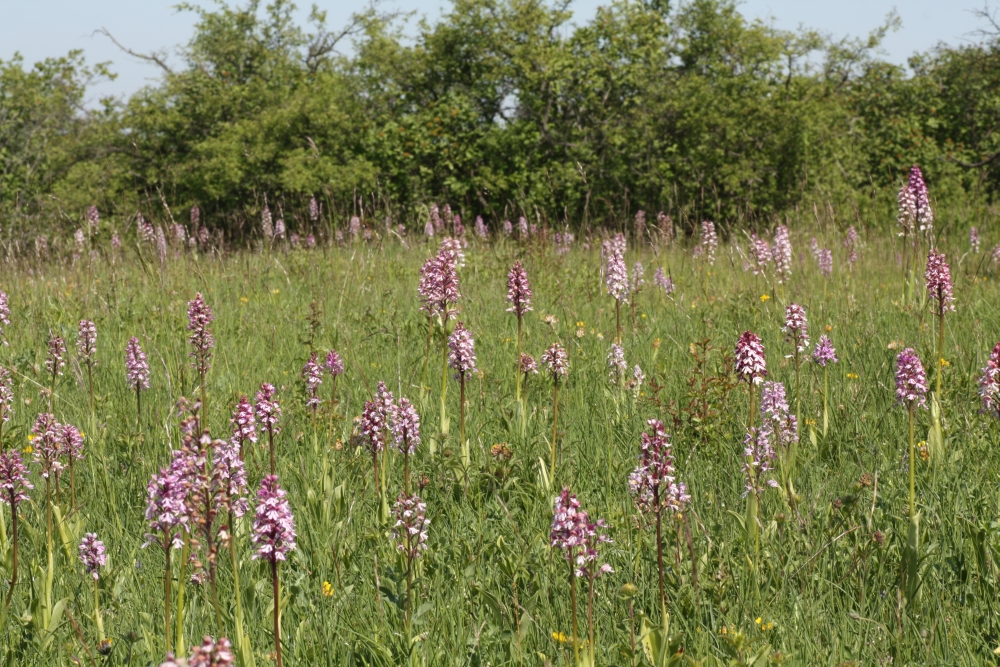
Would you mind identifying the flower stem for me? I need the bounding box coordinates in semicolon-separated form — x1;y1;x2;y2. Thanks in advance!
909;403;916;518
94;578;104;642
549;380;560;483
515;315;523;405
164;535;172;654
4;491;17;607
569;558;580;666
272;560;283;667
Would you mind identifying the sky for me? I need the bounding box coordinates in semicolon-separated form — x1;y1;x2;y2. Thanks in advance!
0;0;989;106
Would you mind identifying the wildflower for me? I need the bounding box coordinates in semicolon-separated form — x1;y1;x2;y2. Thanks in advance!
813;336;838;366
86;204;100;232
31;413;63;479
895;348;928;409
844;226;859;266
302;353;323;411
0;290;8;344
631;262;645;294
979;342;1000;419
629;365;645;393
760;294;770;302
735;331;767;386
541;343;569;379
324;350;344;377
604;238;629;303
657;212;674;244
743;427;778;496
818;249;833;278
909;165;934;234
46;333;67;378
783;303;809;353
261;204;274;239
607;344;627;384
361;382;395;456
628;419;689;515
773;225;792;283
749;234;771;275
230;396;257;450
700;221;718;265
654;267;674;294
502;219;513;236
251;475;297;563
125;337;151;390
506;261;533;317
254;383;281;435
156;226;168;263
187;293;215;378
448;323;477;378
322;581;334;597
971;227;981;253
392;397;421;455
519;353;538;375
0;366;13;423
846;373;858;379
759;382;798;452
925;249;955;313
392;493;430;558
78;320;97;365
160;635;235;667
518;216;529;237
79;533;107;580
143;465;187;550
418;248;461;319
0;449;32;507
439;236;466;268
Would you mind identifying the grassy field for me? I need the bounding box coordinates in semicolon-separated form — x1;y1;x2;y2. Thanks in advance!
1;221;999;666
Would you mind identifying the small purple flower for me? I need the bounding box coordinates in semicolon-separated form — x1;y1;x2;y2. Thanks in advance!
87;205;100;232
925;249;955;314
302;353;323;410
541;343;569;380
448;322;477;377
657;212;674;244
813;335;838;367
604;237;629;303
32;413;63;479
519;353;538;375
627;419;688;514
261;204;274;239
979;342;1000;419
909;165;933;233
818;249;833;278
274;219;286;239
550;488;612;578
46;333;66;378
506;261;533;317
502;219;513;236
251;475;297;563
230;396;257;448
895;348;928;409
392;493;430;558
0;449;33;507
844;226;859;266
324;349;344;377
218;439;249;519
190;205;200;227
187;293;215;377
631;262;645;294
0;366;13;423
743;428;778;496
0;289;9;344
700;221;718;265
392;397;420;454
735;331;767;386
160;635;235;667
970;227;981;253
749;234;771;275
607;343;627;384
759;381;797;452
60;424;84;462
474;216;488;240
518;216;529;238
309;197;320;222
126;337;151;390
254;383;281;435
78;320;97;366
79;532;107;580
783;303;809;354
143;464;187;550
653;267;674;294
773;225;792;283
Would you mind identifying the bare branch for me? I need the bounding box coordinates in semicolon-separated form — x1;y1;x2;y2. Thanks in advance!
96;27;174;74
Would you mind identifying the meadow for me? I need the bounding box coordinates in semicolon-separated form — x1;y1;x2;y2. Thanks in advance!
1;195;1000;666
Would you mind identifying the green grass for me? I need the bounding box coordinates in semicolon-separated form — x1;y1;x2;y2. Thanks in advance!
1;229;999;666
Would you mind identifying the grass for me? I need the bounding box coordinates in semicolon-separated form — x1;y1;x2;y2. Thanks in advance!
1;226;999;666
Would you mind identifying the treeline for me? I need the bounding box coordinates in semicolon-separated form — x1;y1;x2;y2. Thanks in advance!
2;0;1000;241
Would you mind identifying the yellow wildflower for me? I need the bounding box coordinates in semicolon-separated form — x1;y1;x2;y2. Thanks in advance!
22;445;32;455
940;358;950;367
322;581;334;597
846;373;858;379
760;294;770;302
552;631;569;644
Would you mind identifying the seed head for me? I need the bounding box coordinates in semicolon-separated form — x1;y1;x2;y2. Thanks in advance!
79;533;107;580
251;475;296;563
125;337;151;390
735;331;767;386
506;261;533;317
895;348;928;409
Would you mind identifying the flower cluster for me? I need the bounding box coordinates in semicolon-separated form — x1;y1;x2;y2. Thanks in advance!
254;383;281;435
700;220;718;265
46;333;66;377
32;413;64;478
607;343;627;385
0;366;13;422
392;397;421;454
759;381;797;451
230;396;257;449
0;290;8;343
980;342;1000;419
631;262;645;294
418;246;461;319
143;463;188;550
324;349;344;377
506;261;533;317
925;249;955;314
895;348;928;409
844;226;859;266
87;204;100;231
251;475;297;563
392;493;430;559
627;419;689;514
970;226;981;253
187;293;215;377
361;382;395;455
61;424;85;462
78;320;97;366
550;488;613;578
475;215;488;240
735;331;767;386
749;234;771;275
773;225;792;283
818;249;833;278
448;322;477;377
604;235;629;303
160;636;235;667
541;343;569;380
302;353;323;410
901;165;933;234
813;336;838;367
0;449;32;507
79;532;107;580
782;303;809;354
519;353;538;375
126;337;151;390
743;427;778;496
653;267;674;294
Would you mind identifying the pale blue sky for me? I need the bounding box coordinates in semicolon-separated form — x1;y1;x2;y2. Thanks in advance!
0;0;987;105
